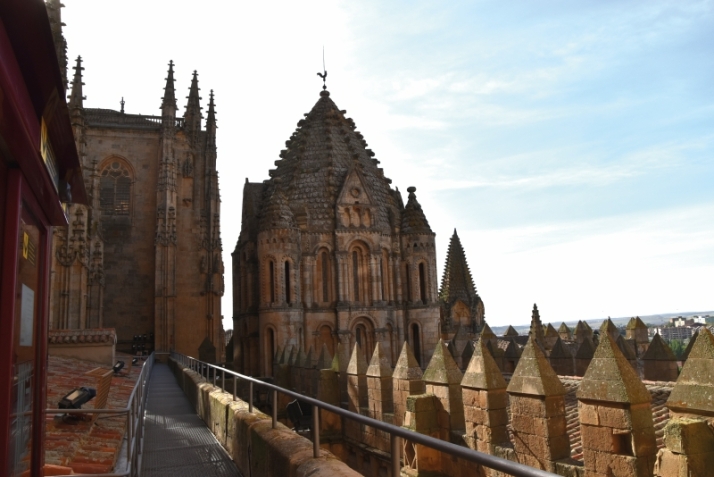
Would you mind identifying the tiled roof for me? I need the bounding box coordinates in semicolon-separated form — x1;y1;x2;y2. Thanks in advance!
257;90;400;233
45;354;143;474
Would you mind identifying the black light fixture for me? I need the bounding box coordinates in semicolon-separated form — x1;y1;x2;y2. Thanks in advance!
113;360;125;374
59;387;96;409
132;357;139;365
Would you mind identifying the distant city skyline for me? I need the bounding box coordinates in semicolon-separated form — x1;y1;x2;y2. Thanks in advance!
63;0;714;328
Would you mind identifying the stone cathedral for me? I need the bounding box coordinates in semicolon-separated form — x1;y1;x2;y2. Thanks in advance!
232;89;485;377
47;1;225;361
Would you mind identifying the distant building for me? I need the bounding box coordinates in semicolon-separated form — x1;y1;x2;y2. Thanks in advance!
652;326;697;342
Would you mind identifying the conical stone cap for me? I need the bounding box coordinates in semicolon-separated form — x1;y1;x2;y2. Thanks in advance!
347;342;368;375
295;346;307;367
462;338;506;390
274;345;283;363
577;334;651;404
546;324;559;339
682;330;698;361
642;333;676;361
507;336;565;396
281;345;294;365
423;339;463;384
461;340;475;366
575;337;596;359
393;341;423;380
668;328;714;413
331;342;344;372
504;325;519;337
616;335;636;360
558;322;571;338
480;322;496;340
439;229;477;303
550;337;572;359
316;343;333;370
287;345;298;366
305;345;314;368
367;342;392;377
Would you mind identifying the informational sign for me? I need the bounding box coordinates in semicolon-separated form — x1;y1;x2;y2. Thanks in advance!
20;284;34;346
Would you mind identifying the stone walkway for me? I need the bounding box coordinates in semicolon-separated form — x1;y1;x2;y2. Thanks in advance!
141;364;242;477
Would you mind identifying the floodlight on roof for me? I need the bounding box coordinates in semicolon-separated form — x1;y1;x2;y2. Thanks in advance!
58;387;96;409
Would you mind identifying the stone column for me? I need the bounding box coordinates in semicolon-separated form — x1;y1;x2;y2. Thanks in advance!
422;339;465;442
392;341;425;427
578;334;657;477
655;328;714;477
462;338;510;457
506;337;570;473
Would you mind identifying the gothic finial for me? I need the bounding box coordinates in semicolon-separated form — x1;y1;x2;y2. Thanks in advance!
68;55;85;110
161;60;176;109
184;70;202;130
206;89;216;126
316;46;327;91
120;97;125;114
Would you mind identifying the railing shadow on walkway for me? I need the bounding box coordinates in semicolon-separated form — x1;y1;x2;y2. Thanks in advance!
172;352;559;477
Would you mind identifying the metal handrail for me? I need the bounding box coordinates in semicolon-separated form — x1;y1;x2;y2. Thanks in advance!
171;352;558;477
45;352;155;477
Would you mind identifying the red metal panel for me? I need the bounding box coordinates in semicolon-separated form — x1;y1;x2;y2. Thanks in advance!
0;168;22;471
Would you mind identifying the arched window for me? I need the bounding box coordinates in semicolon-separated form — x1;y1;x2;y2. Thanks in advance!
419;263;427;304
266;328;275;376
317;251;330;303
352;251;360;302
284;261;291;305
100;160;132;216
411;323;422;367
268;260;275;303
405;264;412;302
352;318;375;361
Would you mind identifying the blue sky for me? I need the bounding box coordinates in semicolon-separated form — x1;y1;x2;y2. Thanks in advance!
63;0;714;328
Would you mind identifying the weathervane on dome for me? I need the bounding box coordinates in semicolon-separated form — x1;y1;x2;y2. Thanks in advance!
316;46;327;90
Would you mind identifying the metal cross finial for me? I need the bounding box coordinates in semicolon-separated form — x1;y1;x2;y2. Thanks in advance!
120;97;125;114
316;47;327;90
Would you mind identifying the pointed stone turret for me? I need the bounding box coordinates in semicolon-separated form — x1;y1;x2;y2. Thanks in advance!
346;342;368;412
549;337;574;376
392;341;425;427
558;322;572;341
461;337;509;454
460;340;475;371
507;337;569;472
401;187;433;234
655;329;714;477
544;323;560;350
681;329;698;361
601;317;620;343
183;70;202;138
480;322;498;347
575;336;596;376
616;334;638;370
316;343;333;370
439;229;484;333
503;340;522;373
272;344;283;377
529;304;546;351
423;339;465;435
366;343;394;433
642;333;678;381
206;89;217;138
161;60;177;113
574;320;593;344
667;328;714;415
68;56;85;110
504;325;519;338
577;334;656;477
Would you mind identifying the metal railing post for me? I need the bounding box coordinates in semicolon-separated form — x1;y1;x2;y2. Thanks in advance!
312;405;320;458
222;369;226;393
391;434;400;477
249;381;253;413
213;366;216;387
272;390;278;428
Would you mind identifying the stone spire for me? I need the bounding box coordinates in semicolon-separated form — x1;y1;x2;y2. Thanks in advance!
161;60;177;113
206;89;217;137
529;303;546;350
184;70;202;137
667;328;714;414
401;187;433;234
642;333;678;381
462;335;507;390
507;336;565;397
45;0;68;89
68;56;85;110
439;229;477;304
316;343;333;370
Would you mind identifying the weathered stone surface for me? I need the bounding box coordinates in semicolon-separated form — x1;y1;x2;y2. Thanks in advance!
423;339;463;384
315;343;333;370
366;342;392;377
643;333;676;361
393;341;423;380
507;337;566;397
346;342;368;375
578;334;651;404
504;325;519;337
668;328;714;414
461;337;506;390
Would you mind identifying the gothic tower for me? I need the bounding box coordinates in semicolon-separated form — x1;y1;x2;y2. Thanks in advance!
232;89;441;376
